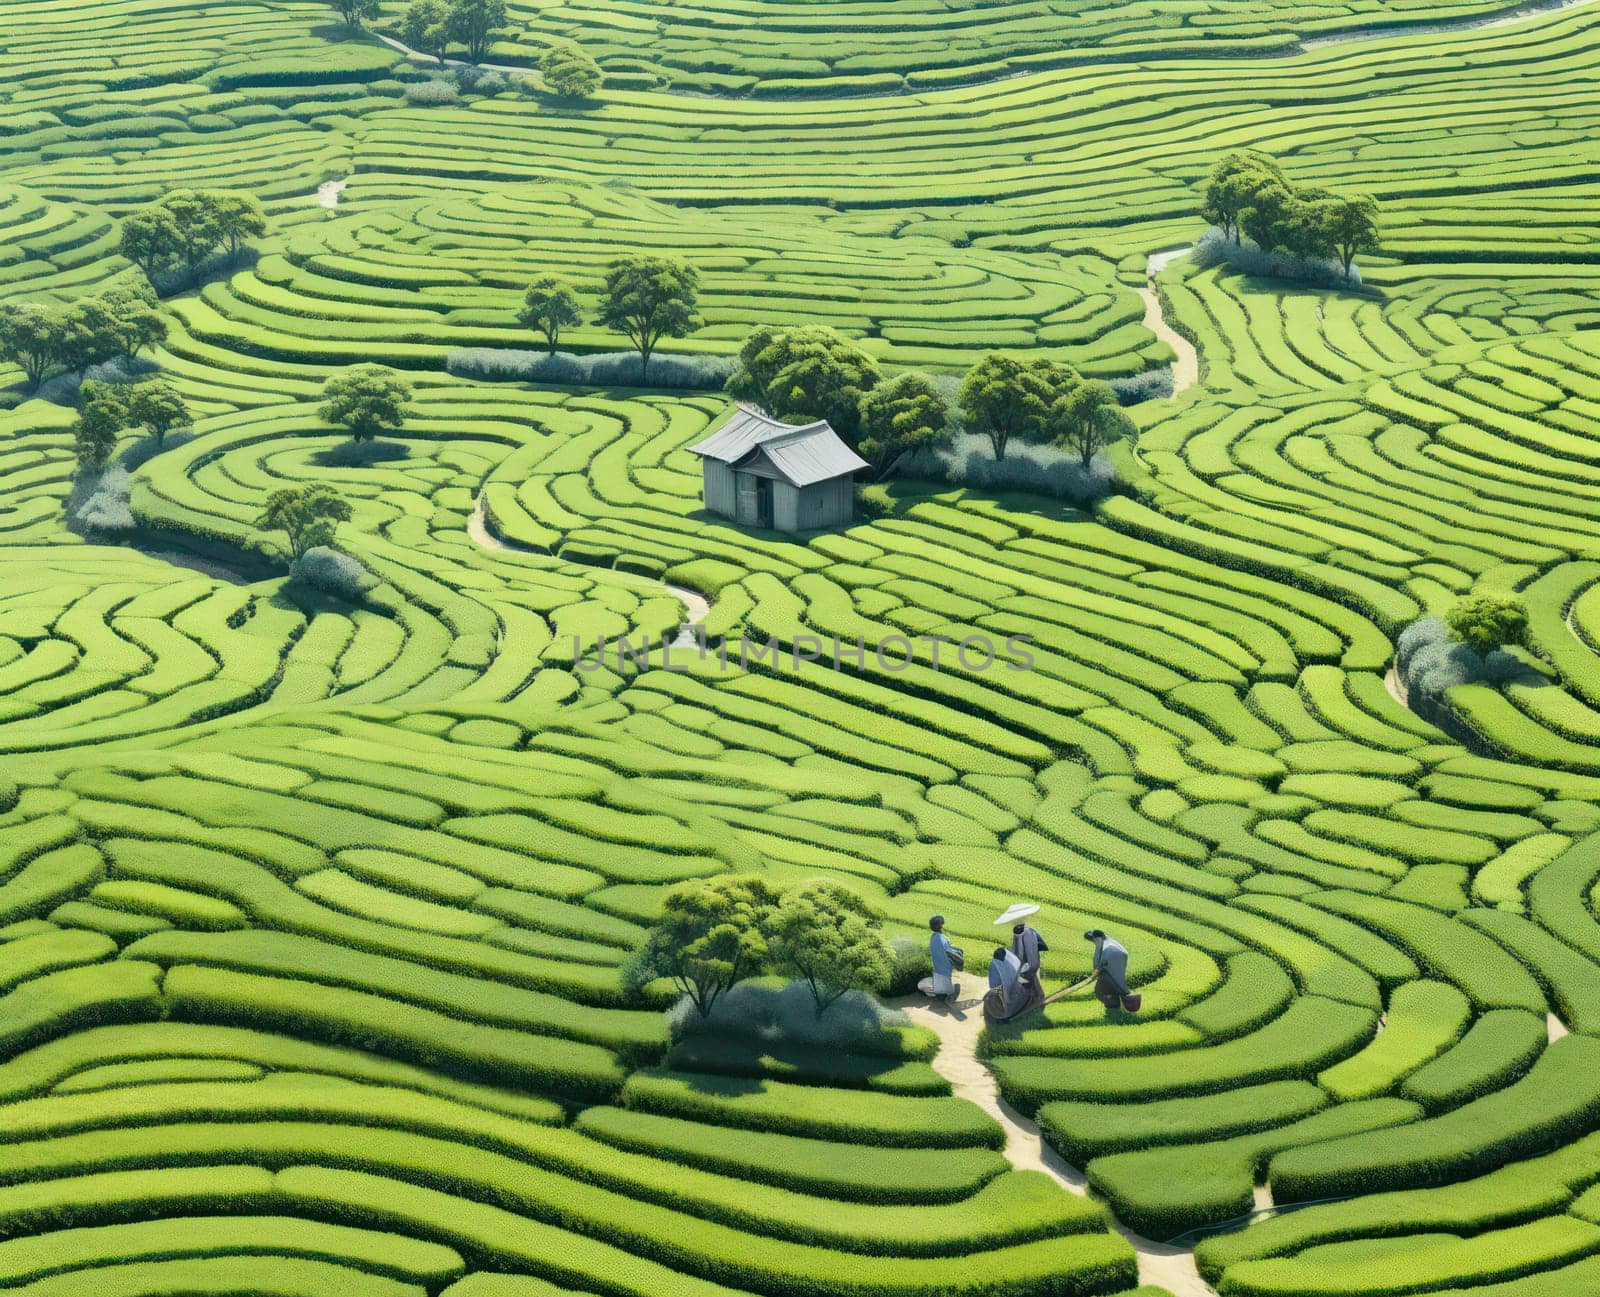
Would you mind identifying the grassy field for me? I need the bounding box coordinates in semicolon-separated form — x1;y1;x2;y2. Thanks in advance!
4;0;1600;1294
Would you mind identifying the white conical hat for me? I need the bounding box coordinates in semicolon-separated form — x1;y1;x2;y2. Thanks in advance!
994;902;1040;925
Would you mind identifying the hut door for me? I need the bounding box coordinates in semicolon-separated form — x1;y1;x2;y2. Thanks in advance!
756;478;774;528
736;473;758;524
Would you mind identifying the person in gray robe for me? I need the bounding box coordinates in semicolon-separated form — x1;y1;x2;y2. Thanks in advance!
1012;922;1046;985
1086;929;1131;1004
988;947;1022;1015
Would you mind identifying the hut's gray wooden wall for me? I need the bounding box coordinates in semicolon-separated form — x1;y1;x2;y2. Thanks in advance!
789;477;853;531
702;460;736;517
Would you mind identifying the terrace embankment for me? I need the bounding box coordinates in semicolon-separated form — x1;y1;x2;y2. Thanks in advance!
468;491;711;643
900;993;1218;1297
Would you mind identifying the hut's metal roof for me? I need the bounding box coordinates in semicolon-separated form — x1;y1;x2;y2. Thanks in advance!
689;407;868;487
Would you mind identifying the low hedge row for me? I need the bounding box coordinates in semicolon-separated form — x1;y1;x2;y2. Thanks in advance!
163;965;625;1103
622;1070;1004;1149
1272;1035;1600;1202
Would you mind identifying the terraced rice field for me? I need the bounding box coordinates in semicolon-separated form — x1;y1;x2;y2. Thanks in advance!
7;0;1600;1294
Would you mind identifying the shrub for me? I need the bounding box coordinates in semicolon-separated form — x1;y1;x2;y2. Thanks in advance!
292;546;378;601
447;348;733;390
405;78;461;106
1110;368;1174;404
886;935;932;995
65;464;134;533
895;431;1119;502
1191;228;1358;289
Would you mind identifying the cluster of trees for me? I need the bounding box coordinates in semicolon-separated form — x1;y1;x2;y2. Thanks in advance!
726;326;946;478
73;379;188;473
626;875;892;1019
1203;152;1380;278
119;190;265;288
0;283;165;392
959;353;1133;467
387;0;507;63
516;257;700;382
725;327;1134;478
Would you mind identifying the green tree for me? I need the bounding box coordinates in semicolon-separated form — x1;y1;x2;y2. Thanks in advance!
445;0;507;62
119;207;183;279
1326;194;1381;278
399;0;450;62
319;365;413;442
258;483;355;560
74;381;128;473
765;881;892;1017
957;352;1054;461
105;283;168;360
726;324;879;441
598;255;699;383
159;190;227;275
624;875;779;1018
59;298;124;374
1043;377;1135;467
0;302;66;389
857;370;948;479
128;381;189;445
518;276;582;355
332;0;381;27
1446;593;1529;657
541;41;602;97
213;192;267;257
1238;175;1295;255
1202;151;1285;244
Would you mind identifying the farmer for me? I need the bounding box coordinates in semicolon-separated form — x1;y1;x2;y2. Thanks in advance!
1085;929;1132;1006
988;946;1022;1016
929;915;961;1001
1012;920;1047;985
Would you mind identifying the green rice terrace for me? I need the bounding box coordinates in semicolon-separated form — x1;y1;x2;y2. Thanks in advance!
9;0;1600;1294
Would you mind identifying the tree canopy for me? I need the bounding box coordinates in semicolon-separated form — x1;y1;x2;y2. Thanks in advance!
399;0;450;62
765;881;892;1017
331;0;380;27
726;325;880;441
1041;377;1135;467
597;256;699;382
444;0;507;62
541;42;602;98
624;875;779;1018
1446;593;1529;657
857;370;949;479
957;352;1056;461
258;484;355;560
73;381;127;474
128;381;189;445
319;366;413;443
518;277;583;355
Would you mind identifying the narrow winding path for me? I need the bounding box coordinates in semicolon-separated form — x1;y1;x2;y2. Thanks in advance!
897;993;1218;1297
468;493;711;641
1141;248;1199;395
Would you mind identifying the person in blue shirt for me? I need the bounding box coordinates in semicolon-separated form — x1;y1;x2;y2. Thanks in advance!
929;915;961;1000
